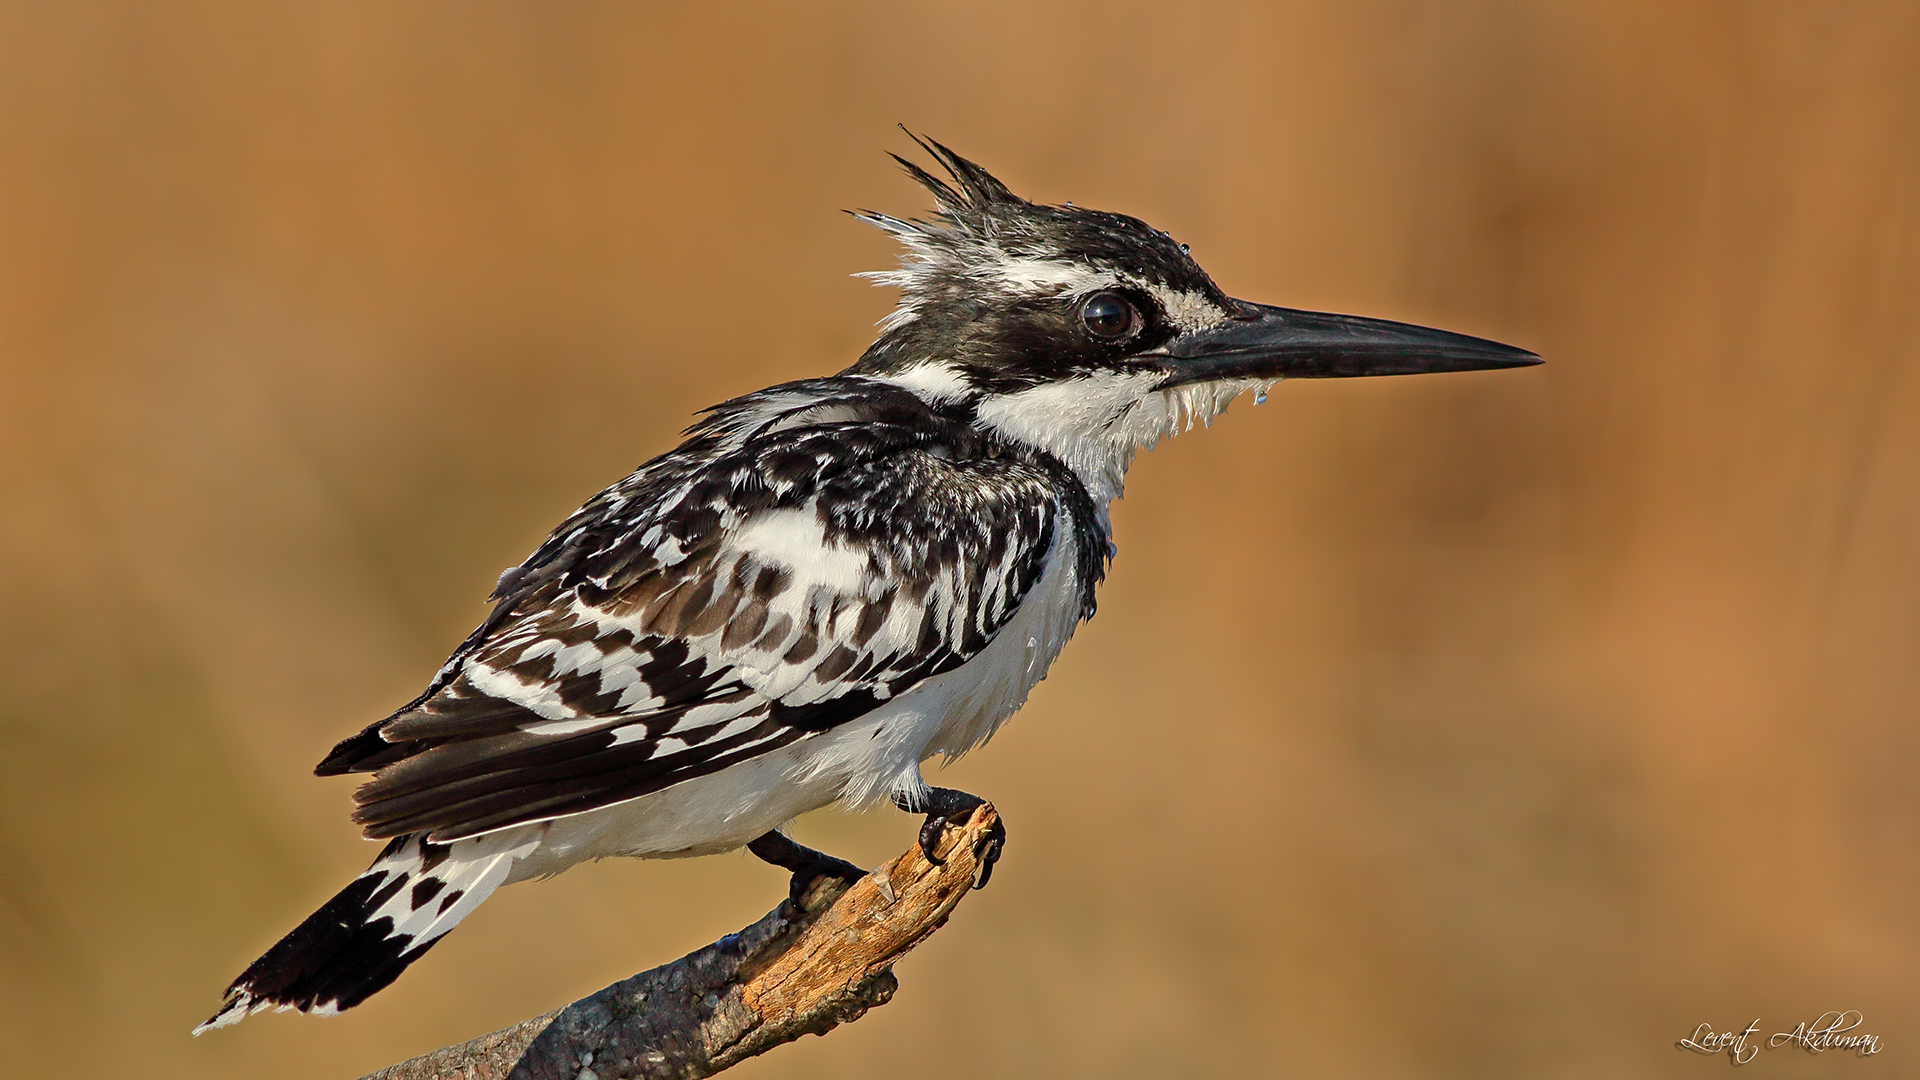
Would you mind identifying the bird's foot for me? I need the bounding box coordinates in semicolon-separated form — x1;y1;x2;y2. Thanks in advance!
891;787;1006;890
746;830;866;911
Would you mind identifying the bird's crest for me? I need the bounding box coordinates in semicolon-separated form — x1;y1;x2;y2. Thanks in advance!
856;131;1026;244
851;133;1035;329
888;130;1025;221
852;132;1223;334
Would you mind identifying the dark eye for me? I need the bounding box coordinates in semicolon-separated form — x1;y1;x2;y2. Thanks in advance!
1081;291;1140;340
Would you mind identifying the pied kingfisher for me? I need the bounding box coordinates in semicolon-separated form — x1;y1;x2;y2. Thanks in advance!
199;135;1537;1032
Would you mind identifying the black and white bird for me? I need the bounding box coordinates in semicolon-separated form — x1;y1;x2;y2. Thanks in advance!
198;136;1537;1032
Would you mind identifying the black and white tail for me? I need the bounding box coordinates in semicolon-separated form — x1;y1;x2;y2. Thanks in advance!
195;833;527;1033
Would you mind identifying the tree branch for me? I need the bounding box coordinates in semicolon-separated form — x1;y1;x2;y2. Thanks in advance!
358;804;1002;1080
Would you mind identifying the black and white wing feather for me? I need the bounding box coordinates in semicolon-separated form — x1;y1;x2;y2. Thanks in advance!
316;378;1100;843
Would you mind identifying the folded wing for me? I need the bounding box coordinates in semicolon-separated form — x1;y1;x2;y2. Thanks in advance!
316;380;1081;843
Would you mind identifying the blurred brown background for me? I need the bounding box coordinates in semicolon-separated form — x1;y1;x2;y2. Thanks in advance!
2;2;1916;1077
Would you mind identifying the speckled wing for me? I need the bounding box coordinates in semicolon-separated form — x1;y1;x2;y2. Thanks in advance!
316;380;1083;844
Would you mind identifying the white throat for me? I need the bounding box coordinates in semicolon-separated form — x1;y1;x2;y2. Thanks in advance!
973;373;1276;506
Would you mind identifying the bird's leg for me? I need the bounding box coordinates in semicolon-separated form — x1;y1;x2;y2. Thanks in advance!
746;829;866;910
891;787;1007;890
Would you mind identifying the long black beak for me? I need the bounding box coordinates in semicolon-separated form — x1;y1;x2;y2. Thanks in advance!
1153;301;1539;387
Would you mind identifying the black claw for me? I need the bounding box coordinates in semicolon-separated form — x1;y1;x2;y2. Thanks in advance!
892;787;1003;886
918;815;950;865
747;830;865;909
970;820;1007;890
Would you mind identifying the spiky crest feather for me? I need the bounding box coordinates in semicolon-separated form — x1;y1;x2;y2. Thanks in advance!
851;132;1229;334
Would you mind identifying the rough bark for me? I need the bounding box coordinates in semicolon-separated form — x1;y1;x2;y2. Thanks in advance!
358;804;1001;1080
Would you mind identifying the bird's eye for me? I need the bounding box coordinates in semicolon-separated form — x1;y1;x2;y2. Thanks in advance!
1081;291;1140;340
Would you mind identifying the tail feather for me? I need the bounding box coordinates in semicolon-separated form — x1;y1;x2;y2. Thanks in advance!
195;832;529;1033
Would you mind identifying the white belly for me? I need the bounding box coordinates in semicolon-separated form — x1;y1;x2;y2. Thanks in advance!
503;514;1089;883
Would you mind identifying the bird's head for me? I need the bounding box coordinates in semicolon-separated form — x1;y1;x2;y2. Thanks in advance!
844;136;1539;500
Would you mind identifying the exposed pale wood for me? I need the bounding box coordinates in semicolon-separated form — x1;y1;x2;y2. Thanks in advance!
358;805;1001;1080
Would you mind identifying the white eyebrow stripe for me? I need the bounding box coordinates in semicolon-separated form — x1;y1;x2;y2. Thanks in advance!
871;233;1230;336
977;251;1226;334
980;255;1111;294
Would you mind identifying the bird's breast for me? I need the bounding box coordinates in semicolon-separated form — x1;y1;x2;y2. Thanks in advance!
914;496;1095;761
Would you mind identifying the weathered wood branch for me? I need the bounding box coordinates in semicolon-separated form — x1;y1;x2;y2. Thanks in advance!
358;804;1002;1080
